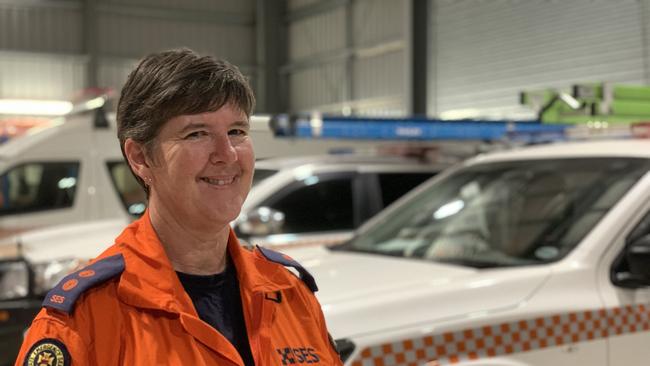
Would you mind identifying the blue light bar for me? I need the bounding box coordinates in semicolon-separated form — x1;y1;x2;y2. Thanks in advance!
285;115;569;143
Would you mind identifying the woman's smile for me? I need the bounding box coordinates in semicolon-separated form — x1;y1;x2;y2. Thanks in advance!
199;175;238;187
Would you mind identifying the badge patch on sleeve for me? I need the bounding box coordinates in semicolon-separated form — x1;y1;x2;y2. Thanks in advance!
24;339;70;366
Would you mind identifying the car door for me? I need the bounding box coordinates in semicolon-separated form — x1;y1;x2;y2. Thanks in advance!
598;173;650;366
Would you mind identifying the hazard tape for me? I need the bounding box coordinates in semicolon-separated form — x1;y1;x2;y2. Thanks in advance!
350;304;649;365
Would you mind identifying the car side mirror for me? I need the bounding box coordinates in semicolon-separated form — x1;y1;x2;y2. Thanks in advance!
613;234;650;288
235;207;285;237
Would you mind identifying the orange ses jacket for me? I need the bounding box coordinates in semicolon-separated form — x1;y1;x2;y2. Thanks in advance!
15;213;343;366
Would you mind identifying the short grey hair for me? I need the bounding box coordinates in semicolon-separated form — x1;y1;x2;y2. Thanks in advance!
116;48;255;195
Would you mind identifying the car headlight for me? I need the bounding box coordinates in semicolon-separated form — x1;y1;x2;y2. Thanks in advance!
31;258;81;296
0;260;29;300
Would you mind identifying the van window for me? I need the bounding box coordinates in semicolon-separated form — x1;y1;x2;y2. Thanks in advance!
107;161;147;216
0;162;80;215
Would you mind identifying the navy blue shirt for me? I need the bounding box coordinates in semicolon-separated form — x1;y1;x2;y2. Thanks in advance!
176;258;255;366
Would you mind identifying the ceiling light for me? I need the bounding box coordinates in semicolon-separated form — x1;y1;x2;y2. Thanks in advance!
0;99;73;116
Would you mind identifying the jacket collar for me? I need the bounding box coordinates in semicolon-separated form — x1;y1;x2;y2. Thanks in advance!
111;210;295;314
227;228;296;293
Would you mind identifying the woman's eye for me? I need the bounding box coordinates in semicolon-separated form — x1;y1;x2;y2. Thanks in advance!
229;129;248;136
185;131;207;139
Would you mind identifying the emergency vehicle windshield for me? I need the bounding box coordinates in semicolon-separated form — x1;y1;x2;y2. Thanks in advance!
338;157;650;268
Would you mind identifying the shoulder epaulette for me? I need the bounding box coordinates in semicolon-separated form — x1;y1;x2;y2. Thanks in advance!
256;246;318;292
43;253;125;314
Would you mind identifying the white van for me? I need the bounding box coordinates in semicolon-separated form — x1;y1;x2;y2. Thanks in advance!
276;139;650;365
0;108;137;239
0;103;386;239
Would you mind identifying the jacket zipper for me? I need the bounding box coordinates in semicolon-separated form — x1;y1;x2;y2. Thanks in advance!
249;291;278;365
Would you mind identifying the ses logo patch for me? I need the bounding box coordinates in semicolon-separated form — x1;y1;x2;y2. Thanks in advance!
276;347;320;365
24;339;70;366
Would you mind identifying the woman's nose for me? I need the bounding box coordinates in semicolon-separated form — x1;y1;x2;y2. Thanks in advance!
209;135;237;164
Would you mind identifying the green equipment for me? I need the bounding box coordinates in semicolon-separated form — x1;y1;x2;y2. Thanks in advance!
521;83;650;124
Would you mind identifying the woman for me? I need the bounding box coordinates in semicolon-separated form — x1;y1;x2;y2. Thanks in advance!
15;49;342;366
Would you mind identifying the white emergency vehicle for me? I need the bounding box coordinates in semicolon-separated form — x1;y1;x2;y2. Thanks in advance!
0;106;133;238
273;139;650;365
238;154;446;248
0;100;388;239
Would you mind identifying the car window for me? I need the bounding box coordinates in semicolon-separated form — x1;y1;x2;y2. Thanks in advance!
268;176;354;233
107;161;147;216
378;172;435;207
627;210;650;244
342;158;650;268
0;162;80;215
253;168;278;187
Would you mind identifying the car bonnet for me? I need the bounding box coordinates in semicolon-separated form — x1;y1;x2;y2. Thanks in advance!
284;245;551;339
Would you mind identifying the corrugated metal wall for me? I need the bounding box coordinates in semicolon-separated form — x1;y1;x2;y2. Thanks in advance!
97;16;254;61
288;0;322;11
287;4;346;113
0;51;86;99
0;2;85;100
109;0;253;13
352;0;406;116
352;0;403;46
0;0;256;102
0;2;83;53
430;0;650;119
6;0;650;119
290;63;347;109
97;57;138;94
286;0;407;115
289;7;345;61
643;0;650;82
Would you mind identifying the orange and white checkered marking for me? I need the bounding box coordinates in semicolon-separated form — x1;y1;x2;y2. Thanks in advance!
350;304;650;365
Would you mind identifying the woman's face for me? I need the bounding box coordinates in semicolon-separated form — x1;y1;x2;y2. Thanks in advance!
146;103;255;230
